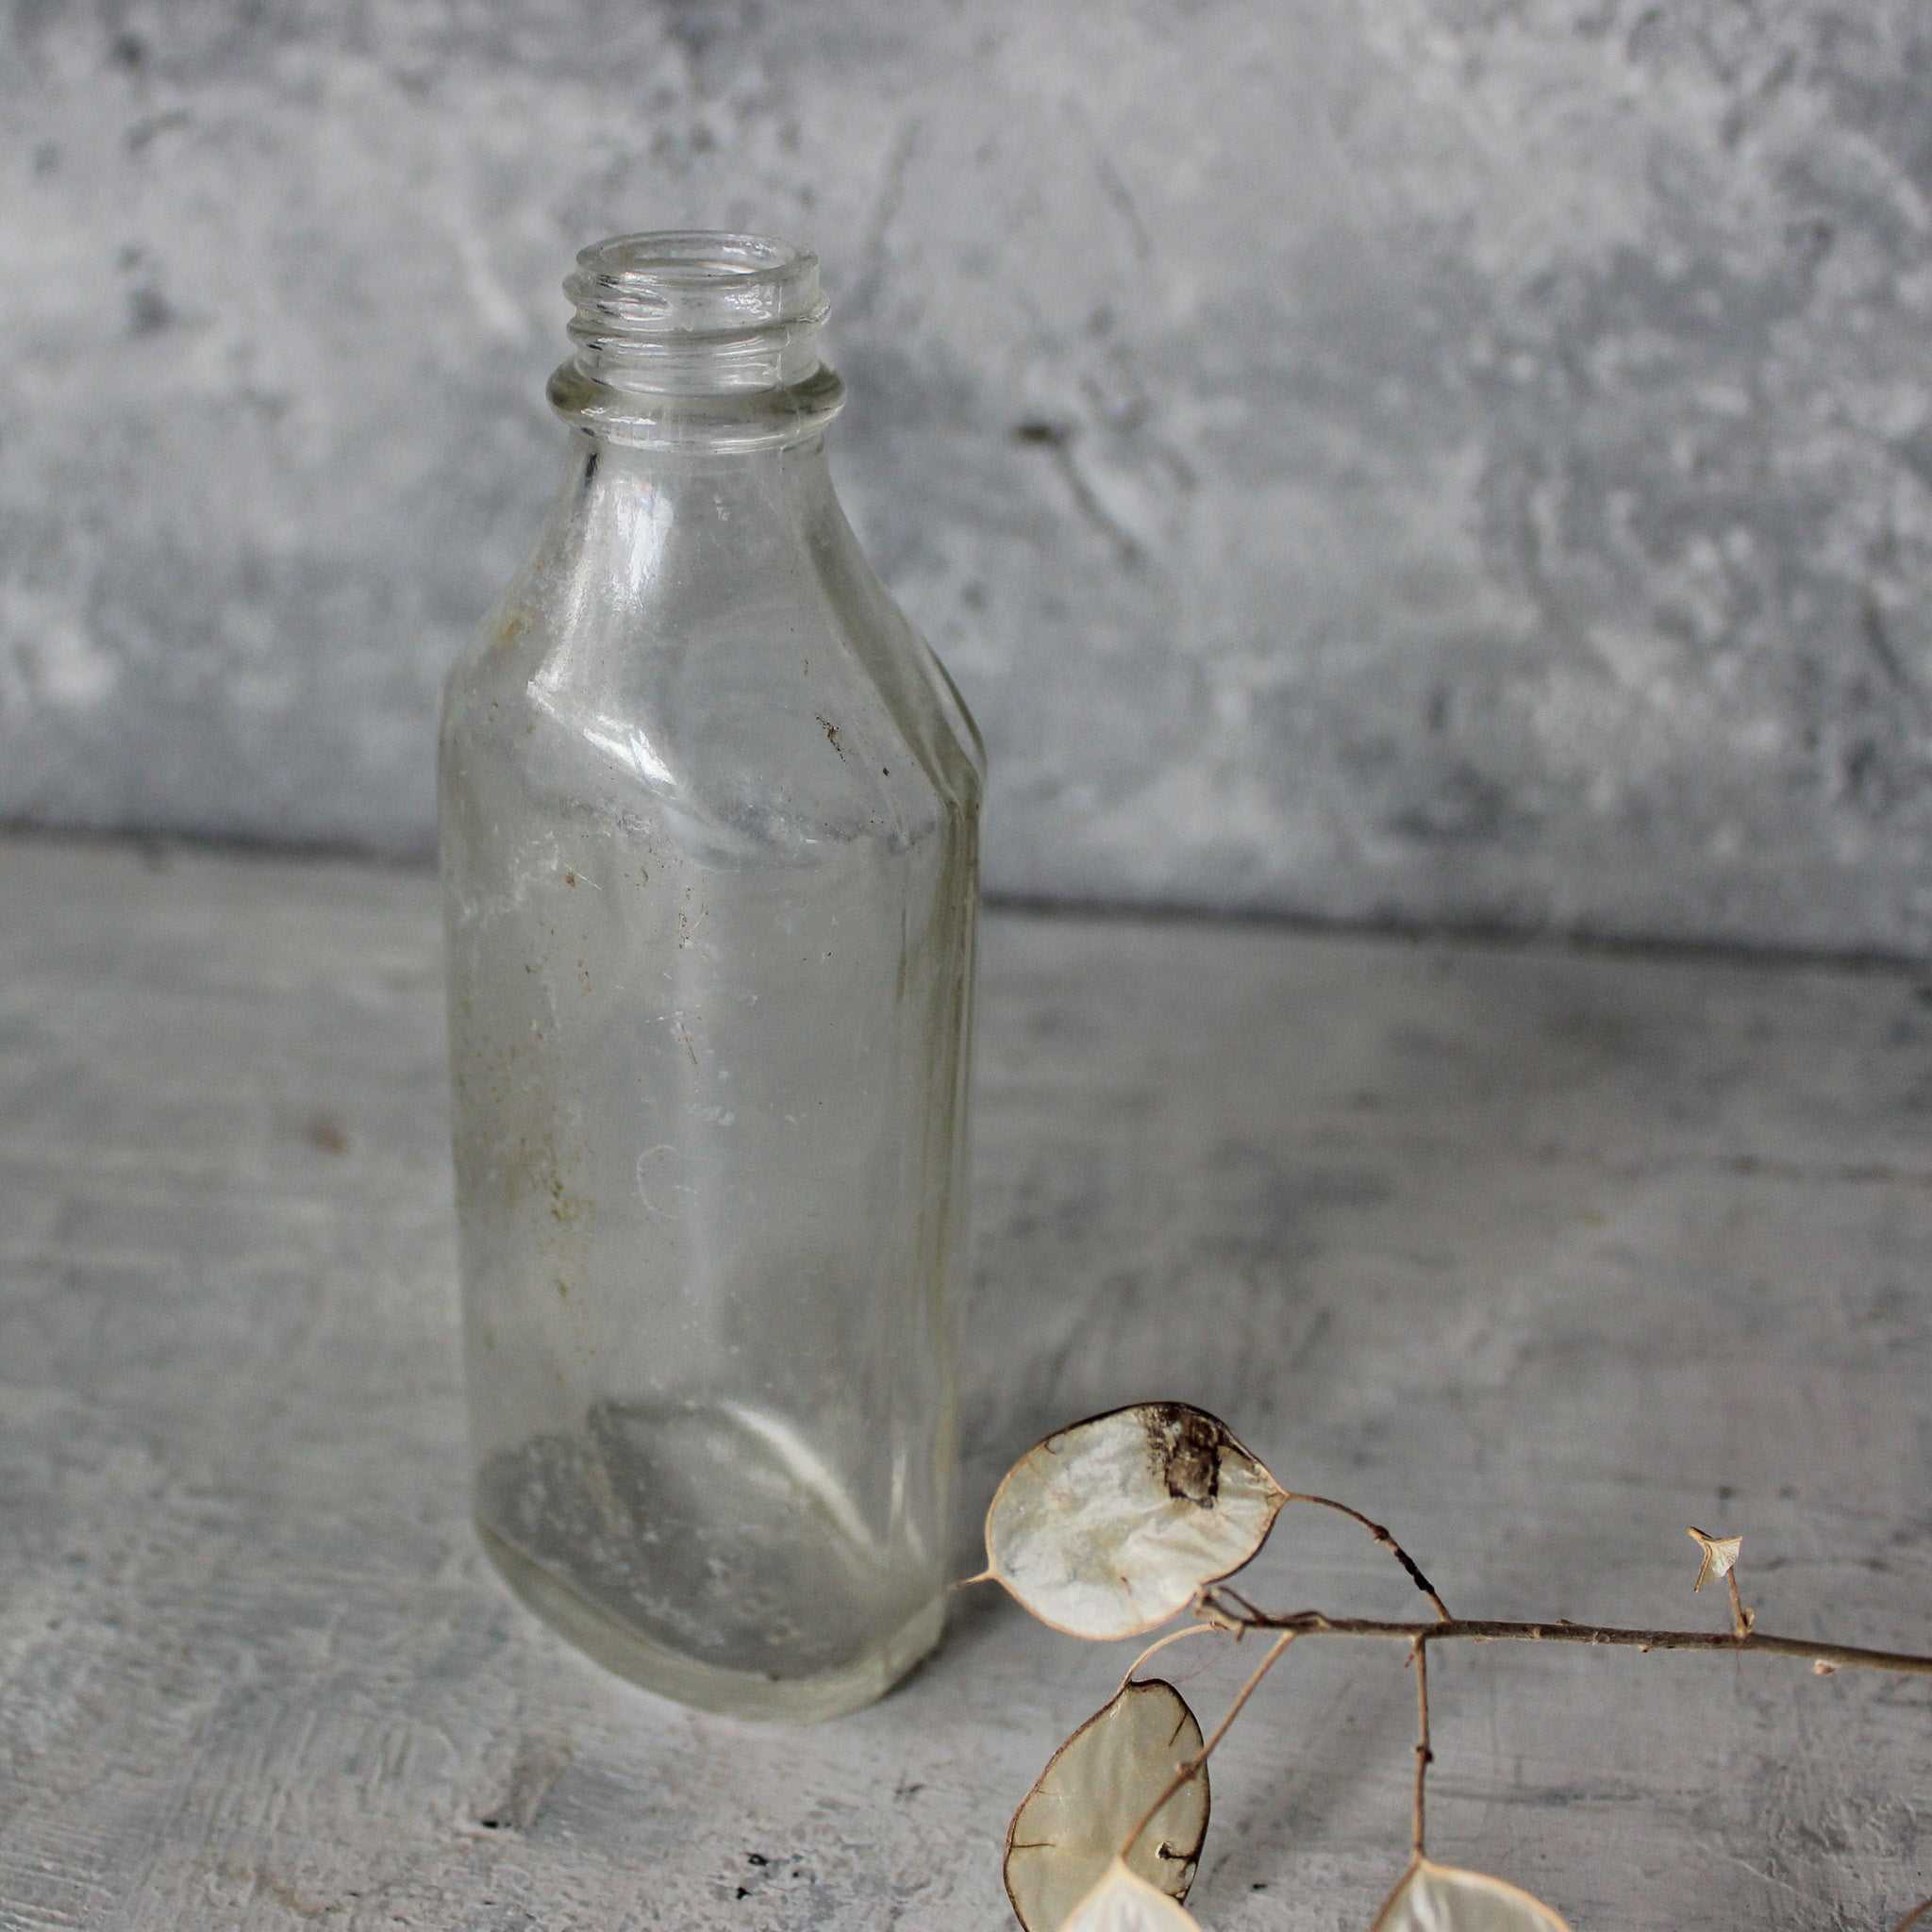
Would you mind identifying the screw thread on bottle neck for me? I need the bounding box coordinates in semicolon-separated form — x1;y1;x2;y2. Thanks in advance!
551;232;843;448
563;231;829;396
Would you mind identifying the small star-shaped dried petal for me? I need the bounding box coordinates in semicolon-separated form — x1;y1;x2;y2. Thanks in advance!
1687;1526;1742;1592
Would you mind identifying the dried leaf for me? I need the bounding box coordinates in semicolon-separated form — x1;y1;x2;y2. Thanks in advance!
1371;1858;1571;1932
985;1404;1288;1640
1687;1526;1742;1592
1058;1858;1205;1932
1005;1679;1208;1932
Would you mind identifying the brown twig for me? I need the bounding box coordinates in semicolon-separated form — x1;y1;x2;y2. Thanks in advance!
1409;1638;1432;1858
1116;1623;1221;1696
1282;1492;1454;1622
1118;1630;1297;1860
1724;1569;1755;1641
1890;1899;1932;1932
1196;1599;1932;1676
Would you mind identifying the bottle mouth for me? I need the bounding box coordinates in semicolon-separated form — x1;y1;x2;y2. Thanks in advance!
564;231;831;397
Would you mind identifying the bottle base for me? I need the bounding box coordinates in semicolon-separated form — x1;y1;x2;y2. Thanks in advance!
475;1515;946;1722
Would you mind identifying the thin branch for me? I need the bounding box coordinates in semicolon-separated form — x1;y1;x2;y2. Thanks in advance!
1197;1581;1268;1629
1198;1600;1932;1676
1281;1492;1454;1622
1119;1630;1297;1859
1117;1623;1222;1696
1890;1900;1932;1932
1724;1569;1755;1641
1410;1638;1432;1859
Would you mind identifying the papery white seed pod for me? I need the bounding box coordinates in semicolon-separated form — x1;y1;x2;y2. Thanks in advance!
1371;1857;1571;1932
1005;1679;1208;1932
1059;1857;1206;1932
1688;1527;1743;1592
985;1404;1287;1641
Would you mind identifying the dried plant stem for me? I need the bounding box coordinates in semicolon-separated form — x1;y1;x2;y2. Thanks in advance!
1203;1604;1932;1676
1724;1569;1754;1640
1409;1638;1432;1858
1117;1623;1221;1694
1282;1492;1454;1622
1891;1900;1932;1932
1119;1630;1298;1860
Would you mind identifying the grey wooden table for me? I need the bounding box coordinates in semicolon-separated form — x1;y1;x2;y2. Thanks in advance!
0;835;1926;1931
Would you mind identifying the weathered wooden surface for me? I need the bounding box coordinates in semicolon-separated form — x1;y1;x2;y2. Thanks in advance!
0;834;1926;1930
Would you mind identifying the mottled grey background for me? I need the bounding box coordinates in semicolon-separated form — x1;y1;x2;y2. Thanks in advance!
3;1;1931;953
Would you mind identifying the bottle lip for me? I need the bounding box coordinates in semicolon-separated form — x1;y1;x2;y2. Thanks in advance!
567;231;828;335
555;230;842;445
563;230;831;405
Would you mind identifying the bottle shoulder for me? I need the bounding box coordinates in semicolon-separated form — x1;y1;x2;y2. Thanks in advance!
441;533;979;867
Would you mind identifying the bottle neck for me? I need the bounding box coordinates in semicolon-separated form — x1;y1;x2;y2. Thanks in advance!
548;231;845;453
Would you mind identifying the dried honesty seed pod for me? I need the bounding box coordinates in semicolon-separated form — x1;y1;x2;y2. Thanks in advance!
1059;1857;1205;1932
1005;1678;1209;1932
984;1404;1288;1640
1371;1858;1571;1932
1688;1526;1742;1592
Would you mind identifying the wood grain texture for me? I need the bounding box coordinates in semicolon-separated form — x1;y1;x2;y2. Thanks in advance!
0;834;1926;1930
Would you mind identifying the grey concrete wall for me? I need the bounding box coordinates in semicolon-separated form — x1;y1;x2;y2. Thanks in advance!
3;1;1931;954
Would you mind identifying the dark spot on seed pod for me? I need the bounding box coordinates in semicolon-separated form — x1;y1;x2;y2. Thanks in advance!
1146;1403;1224;1507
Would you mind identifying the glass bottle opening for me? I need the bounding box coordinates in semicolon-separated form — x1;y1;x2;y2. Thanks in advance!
564;230;830;398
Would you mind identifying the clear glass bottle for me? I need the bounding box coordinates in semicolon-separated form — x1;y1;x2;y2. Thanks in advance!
438;233;982;1721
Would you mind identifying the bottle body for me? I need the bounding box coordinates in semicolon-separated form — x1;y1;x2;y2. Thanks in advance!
439;236;981;1720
